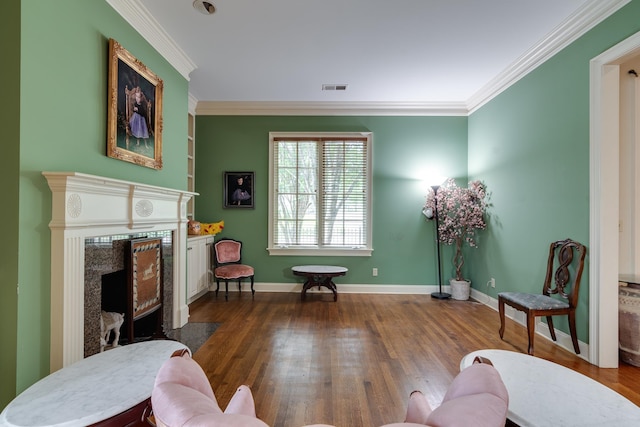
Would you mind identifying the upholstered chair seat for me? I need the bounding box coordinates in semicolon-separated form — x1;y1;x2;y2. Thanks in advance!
215;264;254;280
498;292;569;310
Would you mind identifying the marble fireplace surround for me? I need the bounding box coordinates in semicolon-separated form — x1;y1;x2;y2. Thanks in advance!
43;172;195;372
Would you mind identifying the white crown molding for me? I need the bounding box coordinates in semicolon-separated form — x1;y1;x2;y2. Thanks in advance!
467;0;631;113
196;101;469;116
188;93;198;115
106;0;197;80
108;0;628;116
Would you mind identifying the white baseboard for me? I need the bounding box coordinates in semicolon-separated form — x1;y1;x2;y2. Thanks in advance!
254;282;440;294
176;303;190;328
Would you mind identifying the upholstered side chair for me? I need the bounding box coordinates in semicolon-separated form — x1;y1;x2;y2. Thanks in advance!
498;238;587;355
213;238;255;301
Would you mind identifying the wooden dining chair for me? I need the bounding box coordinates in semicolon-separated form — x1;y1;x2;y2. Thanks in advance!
498;238;587;355
213;238;254;301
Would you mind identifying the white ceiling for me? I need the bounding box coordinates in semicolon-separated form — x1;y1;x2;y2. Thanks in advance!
114;0;628;112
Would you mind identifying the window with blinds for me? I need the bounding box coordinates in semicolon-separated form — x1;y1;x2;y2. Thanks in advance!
268;132;373;256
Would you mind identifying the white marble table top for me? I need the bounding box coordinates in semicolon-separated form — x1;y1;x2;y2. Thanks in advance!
291;265;348;275
0;340;188;427
461;349;640;427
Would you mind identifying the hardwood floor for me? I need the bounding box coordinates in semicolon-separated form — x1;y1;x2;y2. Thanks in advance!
188;291;640;427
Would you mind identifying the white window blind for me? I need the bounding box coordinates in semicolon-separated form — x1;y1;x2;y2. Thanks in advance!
268;132;372;256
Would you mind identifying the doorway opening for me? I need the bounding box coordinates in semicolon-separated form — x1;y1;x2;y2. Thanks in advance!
590;30;640;367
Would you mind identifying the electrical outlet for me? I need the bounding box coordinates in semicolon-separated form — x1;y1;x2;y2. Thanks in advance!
372;268;378;277
490;278;496;288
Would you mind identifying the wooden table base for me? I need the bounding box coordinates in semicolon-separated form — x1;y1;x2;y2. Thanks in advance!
301;275;339;301
292;265;348;302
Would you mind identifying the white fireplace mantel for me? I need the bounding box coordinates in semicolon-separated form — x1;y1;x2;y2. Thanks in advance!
43;172;196;372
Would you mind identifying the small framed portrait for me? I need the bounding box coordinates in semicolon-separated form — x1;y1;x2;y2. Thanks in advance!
224;172;254;208
107;38;163;170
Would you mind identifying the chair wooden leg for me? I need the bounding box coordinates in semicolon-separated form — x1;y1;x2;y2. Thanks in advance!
238;280;242;294
526;312;536;355
250;276;255;295
498;297;506;339
215;279;220;296
568;312;580;354
225;280;229;301
546;316;557;341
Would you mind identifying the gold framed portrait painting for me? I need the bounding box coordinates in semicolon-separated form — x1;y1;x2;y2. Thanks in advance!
107;38;163;170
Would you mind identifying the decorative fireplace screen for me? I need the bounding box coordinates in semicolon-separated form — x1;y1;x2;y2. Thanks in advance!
126;237;164;343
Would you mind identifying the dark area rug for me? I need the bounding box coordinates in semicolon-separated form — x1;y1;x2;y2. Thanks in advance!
166;322;221;354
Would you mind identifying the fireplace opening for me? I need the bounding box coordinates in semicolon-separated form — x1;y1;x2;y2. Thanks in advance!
102;270;126;316
100;269;126;344
85;231;174;357
101;268;165;348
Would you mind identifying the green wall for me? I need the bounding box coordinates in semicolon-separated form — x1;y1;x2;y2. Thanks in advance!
467;0;640;343
195;1;640;347
194;116;468;286
4;0;640;412
0;0;21;409
0;0;190;408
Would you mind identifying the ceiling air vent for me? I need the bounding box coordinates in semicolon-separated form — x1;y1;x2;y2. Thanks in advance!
322;84;348;91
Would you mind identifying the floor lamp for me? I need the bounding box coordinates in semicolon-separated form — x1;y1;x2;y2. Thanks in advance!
430;185;450;299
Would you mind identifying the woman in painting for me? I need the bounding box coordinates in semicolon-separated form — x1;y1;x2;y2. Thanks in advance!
231;176;251;205
129;86;150;146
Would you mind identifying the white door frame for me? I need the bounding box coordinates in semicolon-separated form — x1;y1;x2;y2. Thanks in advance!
589;30;640;367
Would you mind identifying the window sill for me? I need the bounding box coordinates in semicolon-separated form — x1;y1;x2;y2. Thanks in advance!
267;247;373;257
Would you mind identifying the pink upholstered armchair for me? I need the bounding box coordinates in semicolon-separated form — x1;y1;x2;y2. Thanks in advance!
381;357;509;427
213;238;255;301
151;349;268;426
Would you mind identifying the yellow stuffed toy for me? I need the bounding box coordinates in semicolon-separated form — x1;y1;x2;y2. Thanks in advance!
200;220;224;235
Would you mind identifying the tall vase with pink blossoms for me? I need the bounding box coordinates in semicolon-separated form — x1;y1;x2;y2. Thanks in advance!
424;179;487;281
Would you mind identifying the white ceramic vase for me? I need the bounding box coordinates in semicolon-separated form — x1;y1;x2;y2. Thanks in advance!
450;279;471;301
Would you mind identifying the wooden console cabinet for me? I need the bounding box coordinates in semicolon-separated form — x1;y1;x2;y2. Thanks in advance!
187;235;214;302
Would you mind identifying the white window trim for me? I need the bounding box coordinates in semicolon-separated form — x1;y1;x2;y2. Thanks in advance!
267;131;373;256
